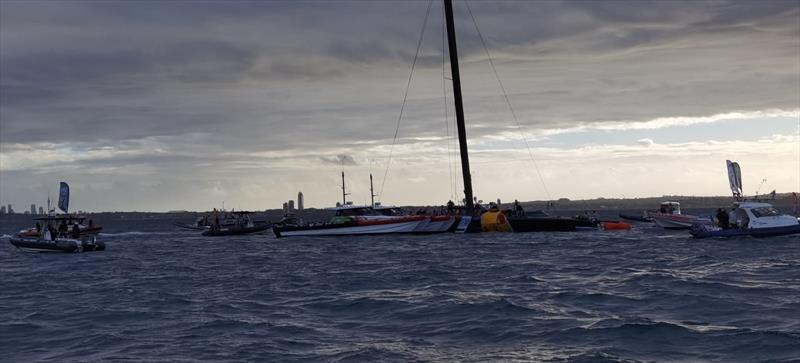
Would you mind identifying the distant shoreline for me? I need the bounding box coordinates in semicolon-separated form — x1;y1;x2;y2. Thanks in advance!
1;193;796;215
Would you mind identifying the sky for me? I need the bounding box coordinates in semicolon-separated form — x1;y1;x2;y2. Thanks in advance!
1;0;798;212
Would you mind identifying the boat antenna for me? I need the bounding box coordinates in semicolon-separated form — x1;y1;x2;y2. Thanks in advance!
755;178;767;199
444;0;474;214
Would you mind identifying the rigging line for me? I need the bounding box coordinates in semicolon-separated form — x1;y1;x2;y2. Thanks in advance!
378;0;434;203
442;3;455;203
464;0;552;201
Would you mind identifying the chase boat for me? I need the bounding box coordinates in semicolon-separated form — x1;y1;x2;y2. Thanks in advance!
10;230;105;253
690;202;800;238
650;202;711;229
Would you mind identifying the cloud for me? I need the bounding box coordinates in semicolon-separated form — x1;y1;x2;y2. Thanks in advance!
637;138;655;147
320;154;358;166
1;0;798;210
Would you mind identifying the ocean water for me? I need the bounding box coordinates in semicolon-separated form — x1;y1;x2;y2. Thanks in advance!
1;215;799;362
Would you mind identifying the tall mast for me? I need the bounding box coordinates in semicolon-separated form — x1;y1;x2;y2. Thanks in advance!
370;173;376;207
444;0;474;213
341;171;347;205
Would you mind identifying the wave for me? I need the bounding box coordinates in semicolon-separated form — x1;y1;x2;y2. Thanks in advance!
98;231;168;237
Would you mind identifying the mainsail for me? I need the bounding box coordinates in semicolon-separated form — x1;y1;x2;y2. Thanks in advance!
726;160;743;200
58;182;70;213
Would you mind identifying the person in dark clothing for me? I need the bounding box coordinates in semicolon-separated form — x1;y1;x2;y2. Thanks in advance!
513;200;524;216
48;225;57;240
71;223;80;238
446;200;455;214
58;221;68;237
716;208;730;229
35;222;42;233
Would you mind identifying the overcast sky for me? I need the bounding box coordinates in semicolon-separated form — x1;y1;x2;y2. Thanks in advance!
1;0;798;212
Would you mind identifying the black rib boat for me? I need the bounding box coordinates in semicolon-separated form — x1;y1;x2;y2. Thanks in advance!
202;224;271;236
10;236;105;253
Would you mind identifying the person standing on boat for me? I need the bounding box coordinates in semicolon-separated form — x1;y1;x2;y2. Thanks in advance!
71;223;80;238
716;208;730;229
729;208;740;229
35;222;42;234
58;220;68;238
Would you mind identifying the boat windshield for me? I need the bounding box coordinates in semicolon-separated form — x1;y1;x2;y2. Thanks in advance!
751;207;781;218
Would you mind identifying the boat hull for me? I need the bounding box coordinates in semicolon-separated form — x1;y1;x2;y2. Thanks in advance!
202;224;271;236
173;222;208;231
651;213;709;229
618;213;653;222
273;218;425;238
9;237;105;253
690;224;800;238
17;225;103;238
413;216;457;233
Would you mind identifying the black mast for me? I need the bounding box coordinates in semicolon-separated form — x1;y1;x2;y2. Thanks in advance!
341;171;347;206
370;173;376;207
444;0;474;213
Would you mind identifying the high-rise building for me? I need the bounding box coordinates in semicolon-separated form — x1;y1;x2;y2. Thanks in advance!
288;200;295;211
38;206;44;215
282;202;288;213
297;192;304;211
0;206;5;214
31;204;37;215
7;204;13;214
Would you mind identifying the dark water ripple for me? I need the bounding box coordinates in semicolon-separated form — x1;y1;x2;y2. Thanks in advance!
1;216;799;362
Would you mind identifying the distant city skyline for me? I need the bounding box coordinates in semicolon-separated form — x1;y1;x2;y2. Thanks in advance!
1;1;798;212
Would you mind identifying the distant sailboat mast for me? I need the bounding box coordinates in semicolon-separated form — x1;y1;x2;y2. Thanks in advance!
341;171;349;206
370;173;376;208
444;0;474;213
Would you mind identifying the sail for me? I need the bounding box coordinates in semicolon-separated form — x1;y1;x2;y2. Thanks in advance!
58;182;70;213
726;160;742;200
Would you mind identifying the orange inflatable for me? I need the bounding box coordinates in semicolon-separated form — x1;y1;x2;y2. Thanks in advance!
601;221;632;230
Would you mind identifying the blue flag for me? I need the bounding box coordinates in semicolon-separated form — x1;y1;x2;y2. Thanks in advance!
58;182;70;213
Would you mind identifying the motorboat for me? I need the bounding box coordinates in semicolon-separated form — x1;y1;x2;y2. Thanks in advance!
9;229;105;253
618;212;653;222
17;215;102;238
650;202;711;229
691;201;800;238
175;210;267;231
689;160;800;238
201;211;270;236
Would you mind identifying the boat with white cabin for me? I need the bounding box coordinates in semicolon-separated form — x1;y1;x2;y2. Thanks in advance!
691;201;800;238
650;201;711;229
690;160;800;238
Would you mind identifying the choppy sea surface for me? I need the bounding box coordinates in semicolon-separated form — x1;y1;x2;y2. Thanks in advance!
1;215;799;363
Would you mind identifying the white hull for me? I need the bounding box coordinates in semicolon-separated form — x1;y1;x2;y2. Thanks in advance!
651;214;709;229
279;220;424;237
412;217;456;233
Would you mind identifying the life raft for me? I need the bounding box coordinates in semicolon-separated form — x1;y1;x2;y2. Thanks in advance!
601;221;632;230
